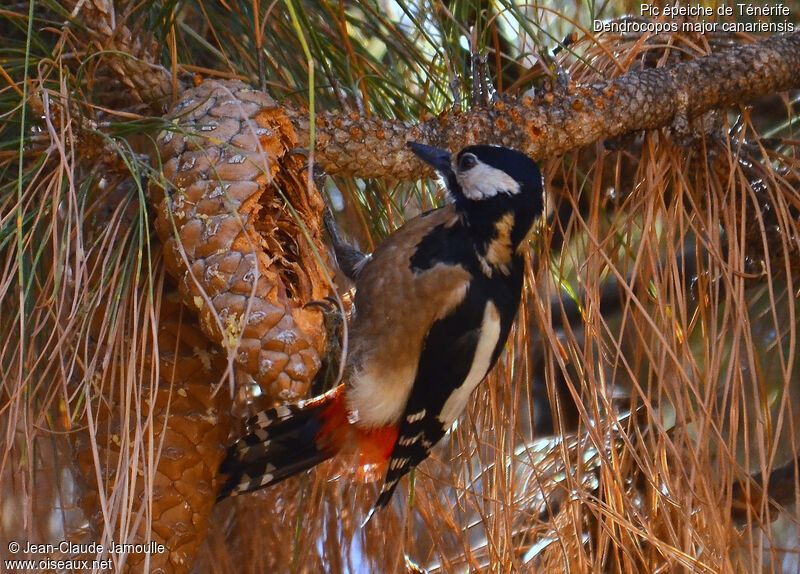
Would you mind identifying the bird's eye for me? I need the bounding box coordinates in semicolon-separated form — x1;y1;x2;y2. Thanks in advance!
459;153;477;171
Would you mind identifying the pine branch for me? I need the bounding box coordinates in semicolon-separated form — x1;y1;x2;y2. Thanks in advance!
287;32;800;180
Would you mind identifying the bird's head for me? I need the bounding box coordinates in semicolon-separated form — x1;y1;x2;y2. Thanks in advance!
408;142;545;246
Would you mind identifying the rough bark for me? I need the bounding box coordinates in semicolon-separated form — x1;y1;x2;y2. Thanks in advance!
66;2;800;181
285;32;800;179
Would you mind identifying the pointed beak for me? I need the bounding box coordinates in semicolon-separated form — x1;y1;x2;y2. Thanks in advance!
407;142;452;173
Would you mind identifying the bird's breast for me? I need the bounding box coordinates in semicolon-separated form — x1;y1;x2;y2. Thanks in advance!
344;259;471;428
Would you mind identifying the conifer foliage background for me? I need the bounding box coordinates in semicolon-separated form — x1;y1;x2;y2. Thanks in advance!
1;0;799;572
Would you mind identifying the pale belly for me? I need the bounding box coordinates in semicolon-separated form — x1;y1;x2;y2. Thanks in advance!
345;300;501;430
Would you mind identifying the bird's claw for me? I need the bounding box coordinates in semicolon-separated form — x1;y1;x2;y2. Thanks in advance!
323;209;369;281
471;52;492;108
305;296;339;312
286;147;329;190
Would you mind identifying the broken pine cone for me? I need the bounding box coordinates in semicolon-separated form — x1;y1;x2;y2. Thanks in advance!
150;79;331;407
73;290;235;574
67;167;237;574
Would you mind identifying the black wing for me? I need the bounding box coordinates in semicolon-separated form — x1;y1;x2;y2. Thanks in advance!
217;389;339;501
369;267;522;514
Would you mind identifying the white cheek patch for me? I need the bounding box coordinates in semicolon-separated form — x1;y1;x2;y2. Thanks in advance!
456;161;520;200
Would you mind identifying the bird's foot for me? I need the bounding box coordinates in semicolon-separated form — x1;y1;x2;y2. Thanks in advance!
286;147;329;191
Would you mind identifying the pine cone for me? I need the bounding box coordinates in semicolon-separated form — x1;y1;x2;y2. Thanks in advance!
151;79;330;406
73;290;234;574
69;0;173;110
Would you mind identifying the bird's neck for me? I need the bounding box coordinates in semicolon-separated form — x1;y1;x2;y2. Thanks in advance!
461;196;537;251
460;197;536;276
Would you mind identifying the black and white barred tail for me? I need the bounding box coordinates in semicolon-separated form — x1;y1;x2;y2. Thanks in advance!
217;386;344;500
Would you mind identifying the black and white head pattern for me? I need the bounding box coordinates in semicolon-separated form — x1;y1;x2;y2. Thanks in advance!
452;145;541;202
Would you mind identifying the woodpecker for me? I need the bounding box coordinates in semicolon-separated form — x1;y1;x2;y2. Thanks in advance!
218;142;545;517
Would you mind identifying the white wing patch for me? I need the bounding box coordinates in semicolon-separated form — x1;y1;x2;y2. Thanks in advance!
397;432;423;446
456;161;520;200
406;409;426;423
437;301;501;427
